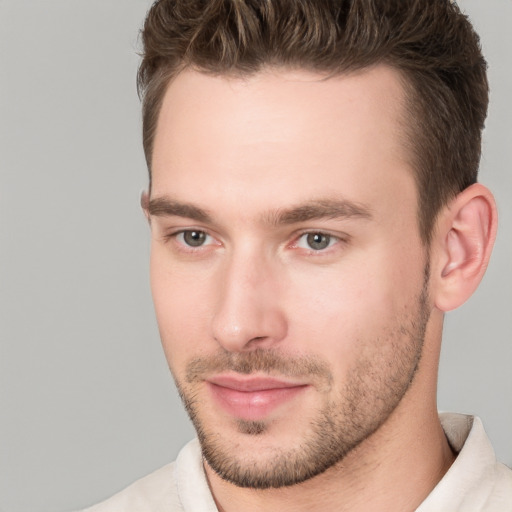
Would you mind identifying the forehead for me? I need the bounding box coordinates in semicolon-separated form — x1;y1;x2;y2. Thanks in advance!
151;66;415;223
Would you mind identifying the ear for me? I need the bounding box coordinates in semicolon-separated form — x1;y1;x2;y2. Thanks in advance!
431;183;497;312
140;190;150;222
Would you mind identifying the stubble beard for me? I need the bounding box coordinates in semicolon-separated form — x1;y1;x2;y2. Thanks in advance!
172;266;431;490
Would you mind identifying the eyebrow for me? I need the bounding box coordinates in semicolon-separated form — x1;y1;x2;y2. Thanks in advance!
146;196;373;225
265;199;373;225
147;197;213;223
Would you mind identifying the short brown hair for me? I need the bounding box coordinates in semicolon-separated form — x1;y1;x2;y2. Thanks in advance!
138;0;488;243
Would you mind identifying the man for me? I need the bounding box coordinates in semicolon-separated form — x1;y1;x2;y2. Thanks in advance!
83;0;512;510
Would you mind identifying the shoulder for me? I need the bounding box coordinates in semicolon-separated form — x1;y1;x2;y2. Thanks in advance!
486;462;512;507
418;414;512;511
78;461;183;512
76;439;216;512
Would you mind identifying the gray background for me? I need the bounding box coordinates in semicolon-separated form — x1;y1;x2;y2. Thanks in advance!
0;1;510;511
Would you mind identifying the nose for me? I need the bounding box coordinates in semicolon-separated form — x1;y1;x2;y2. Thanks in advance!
210;251;288;352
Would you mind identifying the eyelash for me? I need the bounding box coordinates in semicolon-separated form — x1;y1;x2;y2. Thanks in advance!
163;230;218;253
290;230;348;255
163;229;348;255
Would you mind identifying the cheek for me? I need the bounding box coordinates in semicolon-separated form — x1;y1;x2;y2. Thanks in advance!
284;272;373;368
149;232;427;381
150;249;214;368
284;250;424;364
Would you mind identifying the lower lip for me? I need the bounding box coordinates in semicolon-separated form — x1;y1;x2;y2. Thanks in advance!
208;383;308;422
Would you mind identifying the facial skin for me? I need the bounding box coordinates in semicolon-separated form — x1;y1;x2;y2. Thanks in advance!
148;66;441;497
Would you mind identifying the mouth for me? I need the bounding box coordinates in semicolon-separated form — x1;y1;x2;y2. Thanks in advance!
206;375;309;422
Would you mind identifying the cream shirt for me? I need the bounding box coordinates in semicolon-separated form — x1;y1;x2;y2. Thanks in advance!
81;414;512;512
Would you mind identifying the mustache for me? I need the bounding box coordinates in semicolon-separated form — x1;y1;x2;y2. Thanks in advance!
185;349;333;385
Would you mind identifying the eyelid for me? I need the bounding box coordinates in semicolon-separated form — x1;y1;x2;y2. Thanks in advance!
290;229;349;253
159;226;348;254
178;230;213;246
162;228;220;250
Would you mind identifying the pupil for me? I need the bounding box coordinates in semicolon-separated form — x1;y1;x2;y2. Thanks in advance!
307;233;330;250
184;231;206;247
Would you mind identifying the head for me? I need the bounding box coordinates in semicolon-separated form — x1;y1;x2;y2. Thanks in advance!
139;0;496;491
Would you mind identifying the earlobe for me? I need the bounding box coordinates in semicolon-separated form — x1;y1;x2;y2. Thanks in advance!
433;184;497;312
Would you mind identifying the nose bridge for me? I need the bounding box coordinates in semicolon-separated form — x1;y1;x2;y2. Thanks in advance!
211;244;287;352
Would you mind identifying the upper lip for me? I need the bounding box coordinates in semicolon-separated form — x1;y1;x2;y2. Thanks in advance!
207;375;307;392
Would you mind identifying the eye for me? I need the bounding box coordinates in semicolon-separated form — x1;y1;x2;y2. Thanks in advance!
296;232;337;251
176;230;212;247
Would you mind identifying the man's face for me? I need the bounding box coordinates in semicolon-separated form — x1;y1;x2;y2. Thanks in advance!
148;66;431;488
